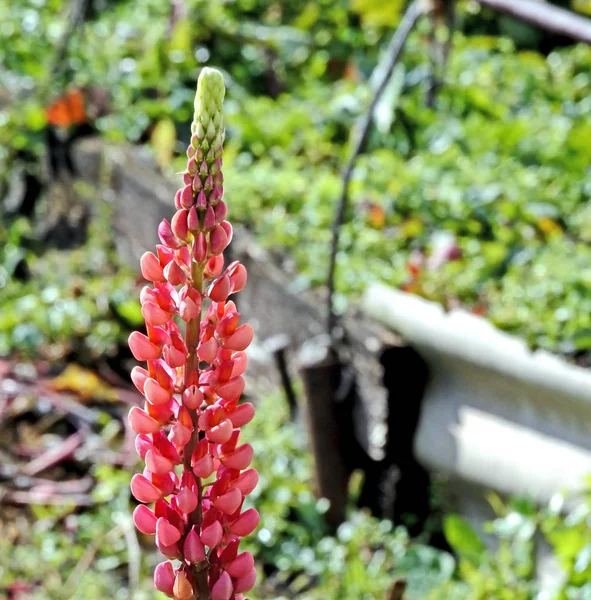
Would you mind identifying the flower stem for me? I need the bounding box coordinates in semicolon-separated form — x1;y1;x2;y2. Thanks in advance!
183;258;210;599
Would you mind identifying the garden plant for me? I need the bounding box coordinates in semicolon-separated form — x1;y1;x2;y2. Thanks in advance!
128;68;258;599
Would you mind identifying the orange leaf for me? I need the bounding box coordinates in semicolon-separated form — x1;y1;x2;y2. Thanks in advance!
46;89;87;128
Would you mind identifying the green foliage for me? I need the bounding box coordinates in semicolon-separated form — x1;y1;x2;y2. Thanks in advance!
0;389;455;600
2;2;591;360
443;514;486;567
222;37;591;360
435;492;591;600
0;205;140;361
0;466;157;600
243;394;456;599
2;3;591;598
5;388;591;599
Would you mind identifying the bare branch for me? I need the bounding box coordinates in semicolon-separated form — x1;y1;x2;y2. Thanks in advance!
477;0;591;44
326;1;423;336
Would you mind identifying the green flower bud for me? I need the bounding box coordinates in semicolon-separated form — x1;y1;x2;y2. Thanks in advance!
192;68;225;158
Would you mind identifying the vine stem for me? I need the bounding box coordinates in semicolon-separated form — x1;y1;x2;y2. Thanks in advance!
183;257;210;599
326;1;422;338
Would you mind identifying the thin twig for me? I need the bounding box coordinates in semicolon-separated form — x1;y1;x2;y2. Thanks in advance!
50;0;91;82
23;432;85;476
121;513;141;591
425;0;456;108
64;524;123;597
425;4;439;108
265;334;298;419
326;1;422;337
0;487;93;506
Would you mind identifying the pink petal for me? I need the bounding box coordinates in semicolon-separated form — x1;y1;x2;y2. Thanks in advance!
214;487;242;515
201;520;223;548
234;469;259;496
128;407;160;434
227;552;255;579
216;376;245;401
140;251;165;282
211;571;233;600
154;561;175;596
234;566;257;594
145;448;174;475
156;517;182;547
228;403;255;428
130;474;162;503
133;504;158;535
176;485;198;514
144;377;171;405
206;418;233;444
220;443;253;470
129;332;162;361
224;324;254;351
183;528;206;563
229;508;260;537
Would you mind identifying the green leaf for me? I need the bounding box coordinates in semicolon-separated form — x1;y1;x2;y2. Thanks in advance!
113;299;143;326
151;118;177;168
443;514;486;566
168;18;192;54
350;0;404;27
573;0;591;16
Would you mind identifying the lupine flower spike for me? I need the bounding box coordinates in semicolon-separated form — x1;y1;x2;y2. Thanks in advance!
128;67;258;600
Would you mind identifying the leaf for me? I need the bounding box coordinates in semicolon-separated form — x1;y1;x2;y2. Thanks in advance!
151;118;177;168
294;2;320;29
537;217;562;237
366;203;386;229
573;330;591;351
400;217;425;239
24;102;47;131
112;299;143;326
373;64;405;133
547;527;587;563
486;491;507;517
350;0;404;27
572;0;591;17
47;364;118;403
443;514;486;566
168;18;191;54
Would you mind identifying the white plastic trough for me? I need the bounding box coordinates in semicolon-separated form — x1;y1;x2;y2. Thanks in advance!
363;283;591;504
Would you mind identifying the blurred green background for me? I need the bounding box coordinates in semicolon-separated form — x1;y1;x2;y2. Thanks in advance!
2;0;591;598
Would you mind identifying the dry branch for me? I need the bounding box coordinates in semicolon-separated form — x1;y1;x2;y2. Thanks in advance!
477;0;591;43
23;432;85;477
326;0;423;336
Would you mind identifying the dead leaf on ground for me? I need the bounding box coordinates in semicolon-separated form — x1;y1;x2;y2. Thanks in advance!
45;364;118;403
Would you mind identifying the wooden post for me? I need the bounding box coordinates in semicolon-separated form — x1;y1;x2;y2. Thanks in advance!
386;579;407;600
299;341;349;529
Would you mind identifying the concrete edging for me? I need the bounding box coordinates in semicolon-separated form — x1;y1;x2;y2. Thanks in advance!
363;282;591;503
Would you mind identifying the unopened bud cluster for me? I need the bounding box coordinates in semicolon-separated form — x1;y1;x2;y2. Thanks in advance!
128;68;258;600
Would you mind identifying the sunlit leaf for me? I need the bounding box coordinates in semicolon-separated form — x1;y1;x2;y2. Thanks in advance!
47;364;118;403
151;118;177;168
350;0;404;27
443;514;486;566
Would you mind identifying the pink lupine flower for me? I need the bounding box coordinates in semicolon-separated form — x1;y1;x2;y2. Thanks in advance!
128;67;258;600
